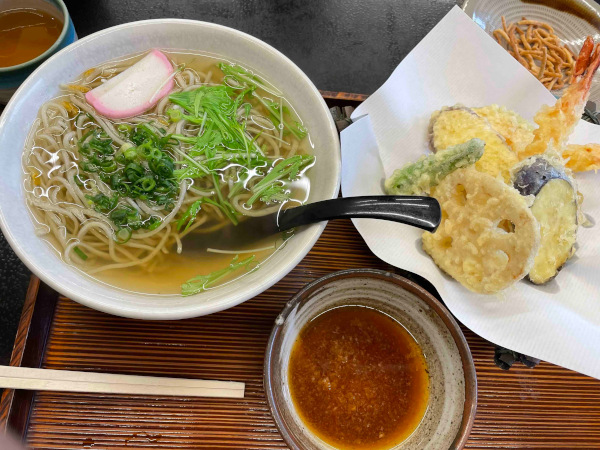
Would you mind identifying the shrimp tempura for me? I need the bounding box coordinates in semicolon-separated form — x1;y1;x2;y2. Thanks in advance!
519;37;600;160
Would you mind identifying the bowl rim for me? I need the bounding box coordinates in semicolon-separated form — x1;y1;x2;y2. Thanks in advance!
0;18;340;320
0;0;71;73
263;268;477;450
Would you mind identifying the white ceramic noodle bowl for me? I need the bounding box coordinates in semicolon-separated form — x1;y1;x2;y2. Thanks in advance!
0;20;340;319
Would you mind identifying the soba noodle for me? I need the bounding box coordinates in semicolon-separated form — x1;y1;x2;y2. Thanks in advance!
23;51;314;295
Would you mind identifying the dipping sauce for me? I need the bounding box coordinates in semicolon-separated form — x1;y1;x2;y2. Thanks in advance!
288;306;429;450
0;6;63;67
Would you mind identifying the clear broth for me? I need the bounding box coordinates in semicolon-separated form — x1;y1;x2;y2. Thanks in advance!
95;234;283;295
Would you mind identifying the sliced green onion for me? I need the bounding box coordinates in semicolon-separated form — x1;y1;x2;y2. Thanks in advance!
73;246;88;261
117;123;132;134
146;216;162;230
115;227;132;244
125;163;145;182
166;108;182;122
136;176;157;192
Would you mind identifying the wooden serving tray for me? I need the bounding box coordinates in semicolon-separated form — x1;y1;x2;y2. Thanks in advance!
1;94;600;449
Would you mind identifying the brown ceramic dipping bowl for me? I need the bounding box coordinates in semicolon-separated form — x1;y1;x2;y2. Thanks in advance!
264;269;477;450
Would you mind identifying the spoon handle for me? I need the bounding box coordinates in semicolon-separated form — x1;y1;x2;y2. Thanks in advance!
278;196;441;232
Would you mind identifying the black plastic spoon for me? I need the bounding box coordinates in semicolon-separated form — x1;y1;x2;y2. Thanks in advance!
189;196;441;250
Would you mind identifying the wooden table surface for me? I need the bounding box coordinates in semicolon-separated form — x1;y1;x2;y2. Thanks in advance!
1;219;599;449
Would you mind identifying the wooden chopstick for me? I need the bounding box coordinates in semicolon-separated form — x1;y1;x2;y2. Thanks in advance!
0;366;245;398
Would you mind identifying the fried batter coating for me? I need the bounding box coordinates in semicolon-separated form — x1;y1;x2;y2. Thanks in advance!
423;168;540;294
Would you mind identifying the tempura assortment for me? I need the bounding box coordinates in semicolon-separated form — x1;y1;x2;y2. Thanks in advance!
385;36;600;294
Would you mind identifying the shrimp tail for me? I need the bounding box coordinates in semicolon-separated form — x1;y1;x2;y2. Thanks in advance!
572;36;595;80
572;37;600;90
519;36;600;160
